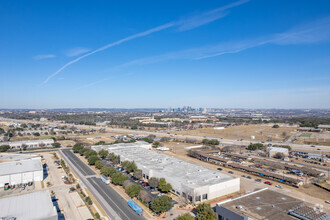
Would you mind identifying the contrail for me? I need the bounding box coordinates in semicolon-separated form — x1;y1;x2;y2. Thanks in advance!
42;23;174;84
42;0;250;84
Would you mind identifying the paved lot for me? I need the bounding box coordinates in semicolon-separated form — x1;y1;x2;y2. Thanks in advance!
61;149;145;220
42;152;86;220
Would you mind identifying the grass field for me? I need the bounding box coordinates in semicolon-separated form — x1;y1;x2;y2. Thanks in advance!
300;133;312;137
174;125;297;141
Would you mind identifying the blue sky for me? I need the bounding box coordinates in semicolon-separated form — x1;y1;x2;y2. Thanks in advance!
1;0;330;109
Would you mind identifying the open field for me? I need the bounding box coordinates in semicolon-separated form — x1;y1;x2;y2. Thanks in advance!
174;125;297;142
10;135;54;141
295;132;330;145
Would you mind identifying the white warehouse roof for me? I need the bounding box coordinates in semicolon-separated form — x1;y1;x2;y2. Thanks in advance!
0;138;54;146
0;153;39;162
0;190;57;220
269;147;289;153
92;142;237;190
0;158;42;176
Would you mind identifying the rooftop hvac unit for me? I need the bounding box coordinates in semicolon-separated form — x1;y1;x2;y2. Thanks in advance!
236;205;243;210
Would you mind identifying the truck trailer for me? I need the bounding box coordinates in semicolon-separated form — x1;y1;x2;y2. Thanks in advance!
128;200;143;215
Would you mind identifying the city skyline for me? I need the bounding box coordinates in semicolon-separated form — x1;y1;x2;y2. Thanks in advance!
1;0;330;108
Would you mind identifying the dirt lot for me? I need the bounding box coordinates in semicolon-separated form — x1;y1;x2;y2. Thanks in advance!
174;125;297;142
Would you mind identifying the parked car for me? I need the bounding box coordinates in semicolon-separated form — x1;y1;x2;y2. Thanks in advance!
228;171;234;174
217;168;223;171
241;175;246;177
247;176;252;179
275;185;283;189
325;201;330;204
255;179;262;182
264;181;272;185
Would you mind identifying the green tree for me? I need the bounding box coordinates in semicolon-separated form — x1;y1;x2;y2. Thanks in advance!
79;148;88;156
122;161;137;172
88;155;100;165
95;141;106;145
152;142;160;148
126;184;142;198
150;195;173;213
111;173;128;185
247;143;264;151
196;203;216;220
72;143;84;153
142;137;154;143
84;149;97;158
158;178;172;192
0;145;10;152
52;142;61;148
202;139;219;145
161;183;172;193
94;212;100;219
100;166;116;177
85;197;93;205
177;213;195;220
98;149;109;159
95;160;103;169
272;124;280;128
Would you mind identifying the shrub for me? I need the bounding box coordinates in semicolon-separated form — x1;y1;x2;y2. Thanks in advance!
177;213;195;220
85;196;93;205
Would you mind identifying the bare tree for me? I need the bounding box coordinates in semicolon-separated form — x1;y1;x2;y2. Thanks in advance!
138;190;151;203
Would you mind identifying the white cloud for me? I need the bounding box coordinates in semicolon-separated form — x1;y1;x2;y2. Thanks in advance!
33;54;56;60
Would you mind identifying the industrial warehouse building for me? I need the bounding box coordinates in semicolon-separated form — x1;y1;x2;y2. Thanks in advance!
216;188;329;220
0;190;58;220
0;138;54;150
0;157;43;187
268;147;289;158
92;142;240;203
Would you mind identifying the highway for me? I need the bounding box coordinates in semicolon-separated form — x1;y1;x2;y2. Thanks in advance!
60;149;144;220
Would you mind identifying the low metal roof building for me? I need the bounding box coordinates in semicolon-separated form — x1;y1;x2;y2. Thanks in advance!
0;138;54;149
92;142;240;203
0;190;57;220
0;158;43;187
216;188;329;220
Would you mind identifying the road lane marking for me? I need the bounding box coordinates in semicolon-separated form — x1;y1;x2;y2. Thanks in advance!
89;178;134;220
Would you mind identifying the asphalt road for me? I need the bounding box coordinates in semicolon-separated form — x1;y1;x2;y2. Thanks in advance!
61;149;144;220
